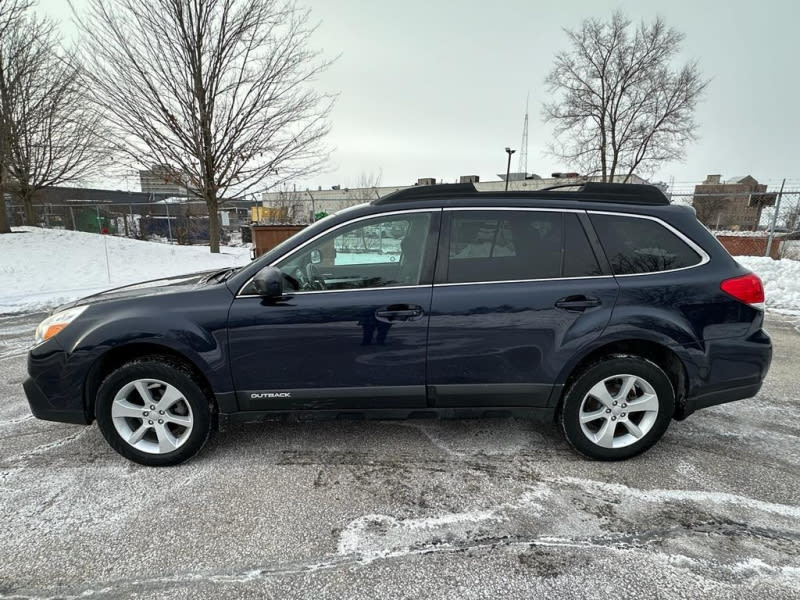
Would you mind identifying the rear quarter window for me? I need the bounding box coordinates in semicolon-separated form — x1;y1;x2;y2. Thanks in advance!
589;213;702;275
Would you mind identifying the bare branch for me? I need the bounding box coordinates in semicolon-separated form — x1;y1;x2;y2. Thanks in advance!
0;0;35;232
542;11;708;182
0;9;112;227
75;0;334;252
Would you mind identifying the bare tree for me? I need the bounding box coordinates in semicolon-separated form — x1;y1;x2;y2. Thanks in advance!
350;170;383;203
0;0;32;233
544;12;708;182
693;195;729;230
785;202;800;233
76;0;333;252
0;12;111;227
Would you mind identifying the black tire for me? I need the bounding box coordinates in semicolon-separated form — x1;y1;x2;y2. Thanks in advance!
560;355;675;460
95;358;213;466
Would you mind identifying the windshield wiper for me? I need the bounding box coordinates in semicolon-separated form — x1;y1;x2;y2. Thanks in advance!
201;267;240;284
219;267;241;282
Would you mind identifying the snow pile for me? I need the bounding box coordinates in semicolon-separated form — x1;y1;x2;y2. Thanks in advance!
714;230;781;238
737;255;800;315
0;227;251;313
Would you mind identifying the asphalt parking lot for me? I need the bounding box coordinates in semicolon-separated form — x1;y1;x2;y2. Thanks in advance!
1;312;798;599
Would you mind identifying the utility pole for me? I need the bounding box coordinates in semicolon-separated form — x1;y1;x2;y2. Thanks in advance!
765;178;786;258
306;190;316;223
165;200;173;243
518;93;529;176
504;147;516;192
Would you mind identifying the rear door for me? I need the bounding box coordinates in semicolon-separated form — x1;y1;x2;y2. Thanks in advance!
426;208;619;408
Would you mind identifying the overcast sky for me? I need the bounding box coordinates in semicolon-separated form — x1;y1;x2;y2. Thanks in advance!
39;0;800;191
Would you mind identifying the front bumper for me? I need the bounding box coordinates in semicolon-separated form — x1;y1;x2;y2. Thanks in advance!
23;340;91;426
23;376;90;425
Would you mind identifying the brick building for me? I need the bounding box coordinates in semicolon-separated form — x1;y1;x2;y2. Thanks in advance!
692;174;776;230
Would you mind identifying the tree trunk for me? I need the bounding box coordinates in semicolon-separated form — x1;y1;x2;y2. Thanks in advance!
22;190;36;226
207;193;220;253
0;192;10;233
0;164;10;234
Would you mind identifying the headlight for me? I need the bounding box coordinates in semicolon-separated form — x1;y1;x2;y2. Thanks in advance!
34;306;88;345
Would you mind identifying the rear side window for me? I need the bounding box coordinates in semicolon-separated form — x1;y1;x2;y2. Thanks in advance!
564;214;602;277
446;211;564;283
589;213;702;275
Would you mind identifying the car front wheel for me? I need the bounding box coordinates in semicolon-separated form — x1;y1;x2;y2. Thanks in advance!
560;355;675;460
95;358;212;466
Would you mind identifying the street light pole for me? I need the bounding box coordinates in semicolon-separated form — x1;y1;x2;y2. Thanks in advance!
504;147;516;192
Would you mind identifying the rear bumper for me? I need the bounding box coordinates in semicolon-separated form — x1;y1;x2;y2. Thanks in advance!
681;381;763;417
678;329;772;418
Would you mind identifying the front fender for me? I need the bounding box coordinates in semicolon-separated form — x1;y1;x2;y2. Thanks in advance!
58;287;234;398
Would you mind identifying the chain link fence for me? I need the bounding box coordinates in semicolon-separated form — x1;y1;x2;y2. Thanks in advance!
4;200;253;246
5;180;800;258
666;187;800;259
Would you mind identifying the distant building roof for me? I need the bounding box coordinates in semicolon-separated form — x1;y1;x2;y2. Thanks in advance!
725;175;756;184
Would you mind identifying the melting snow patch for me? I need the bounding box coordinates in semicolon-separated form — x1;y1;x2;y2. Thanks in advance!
337;486;553;563
337;510;499;562
553;476;800;519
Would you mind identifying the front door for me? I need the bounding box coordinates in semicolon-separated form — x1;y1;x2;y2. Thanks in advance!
228;210;440;411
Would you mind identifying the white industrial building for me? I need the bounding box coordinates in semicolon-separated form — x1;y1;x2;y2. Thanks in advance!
258;173;650;224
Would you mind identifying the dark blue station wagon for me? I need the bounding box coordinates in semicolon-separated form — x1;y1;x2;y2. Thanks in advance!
24;182;772;465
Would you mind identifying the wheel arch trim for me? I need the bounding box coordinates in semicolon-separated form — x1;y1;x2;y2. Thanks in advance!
82;340;230;421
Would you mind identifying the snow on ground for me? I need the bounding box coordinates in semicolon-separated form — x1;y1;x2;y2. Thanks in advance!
0;227;251;314
737;255;800;316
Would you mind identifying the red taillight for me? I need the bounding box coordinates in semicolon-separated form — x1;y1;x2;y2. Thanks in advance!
720;272;765;307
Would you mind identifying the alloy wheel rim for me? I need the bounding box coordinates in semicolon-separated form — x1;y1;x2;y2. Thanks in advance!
578;374;659;449
111;378;193;454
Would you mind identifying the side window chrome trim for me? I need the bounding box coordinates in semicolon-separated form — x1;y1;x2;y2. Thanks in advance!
443;206;584;213
236;208;440;297
587;210;711;276
237;284;431;298
433;275;615;288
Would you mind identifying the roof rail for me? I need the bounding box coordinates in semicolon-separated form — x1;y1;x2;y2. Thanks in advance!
570;182;668;205
373;183;477;204
372;181;669;206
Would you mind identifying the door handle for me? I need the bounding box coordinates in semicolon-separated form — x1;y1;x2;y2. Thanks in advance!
375;304;424;321
555;295;601;311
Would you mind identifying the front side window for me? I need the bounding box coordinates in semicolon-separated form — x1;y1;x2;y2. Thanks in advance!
275;212;433;291
589;213;702;275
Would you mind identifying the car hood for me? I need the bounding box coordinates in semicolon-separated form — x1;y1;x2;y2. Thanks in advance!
56;271;221;311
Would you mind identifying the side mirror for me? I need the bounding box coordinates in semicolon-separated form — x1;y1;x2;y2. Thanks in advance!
310;249;322;264
252;266;283;298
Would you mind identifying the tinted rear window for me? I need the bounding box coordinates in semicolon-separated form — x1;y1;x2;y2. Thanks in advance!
447;211;563;283
564;214;602;277
589;213;702;275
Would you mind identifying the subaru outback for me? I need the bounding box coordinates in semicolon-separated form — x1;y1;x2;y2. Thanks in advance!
24;182;772;465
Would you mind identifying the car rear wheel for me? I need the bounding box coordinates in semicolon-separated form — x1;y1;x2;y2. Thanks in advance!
96;359;212;466
560;355;675;460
